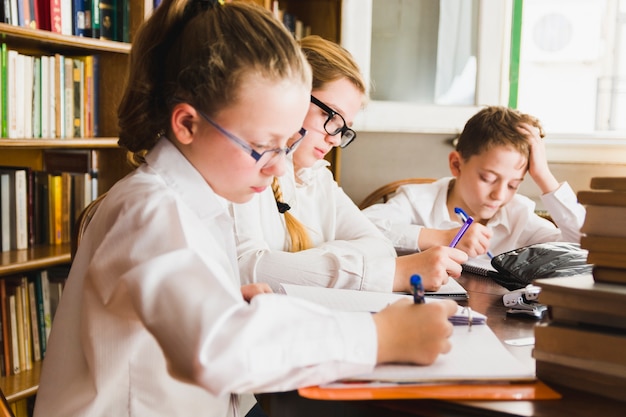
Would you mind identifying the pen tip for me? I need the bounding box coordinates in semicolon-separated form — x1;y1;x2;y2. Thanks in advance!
410;274;421;285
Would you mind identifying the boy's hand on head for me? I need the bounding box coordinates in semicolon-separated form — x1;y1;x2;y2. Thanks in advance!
373;298;457;365
394;247;468;292
518;122;559;194
240;283;273;302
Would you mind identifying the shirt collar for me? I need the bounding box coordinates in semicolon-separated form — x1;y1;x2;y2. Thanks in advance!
145;137;228;220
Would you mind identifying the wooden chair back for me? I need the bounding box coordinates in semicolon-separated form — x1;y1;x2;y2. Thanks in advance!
358;178;436;209
71;192;107;260
0;388;15;417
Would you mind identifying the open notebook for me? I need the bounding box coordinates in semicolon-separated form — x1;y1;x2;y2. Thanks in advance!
279;284;483;325
279;284;534;384
425;277;468;300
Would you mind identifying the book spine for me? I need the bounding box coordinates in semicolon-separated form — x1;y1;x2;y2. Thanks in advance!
99;0;115;40
16;0;25;27
7;50;19;139
48;174;62;245
72;0;91;37
48;55;57;138
50;0;62;33
91;0;100;38
39;270;52;350
34;271;47;357
64;57;73;139
0;173;10;251
18;278;32;371
32;56;41;138
1;43;7;138
84;55;93;137
92;55;99;136
72;58;83;138
14;169;28;250
60;172;71;243
61;0;72;35
14;285;25;373
0;280;10;376
35;0;51;31
10;0;18;26
22;54;33;139
54;54;64;138
8;294;20;374
1;1;11;24
27;280;41;362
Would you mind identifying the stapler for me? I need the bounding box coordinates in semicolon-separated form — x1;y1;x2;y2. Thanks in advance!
503;284;546;319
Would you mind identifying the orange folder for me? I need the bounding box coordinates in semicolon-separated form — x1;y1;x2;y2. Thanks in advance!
298;380;561;401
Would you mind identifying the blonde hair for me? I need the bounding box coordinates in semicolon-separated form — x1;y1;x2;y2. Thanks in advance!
273;36;364;252
272;177;312;252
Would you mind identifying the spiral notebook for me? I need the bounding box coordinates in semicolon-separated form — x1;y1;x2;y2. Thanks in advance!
461;256;500;277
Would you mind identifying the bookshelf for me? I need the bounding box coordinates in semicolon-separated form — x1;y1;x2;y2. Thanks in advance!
0;0;150;412
0;0;341;413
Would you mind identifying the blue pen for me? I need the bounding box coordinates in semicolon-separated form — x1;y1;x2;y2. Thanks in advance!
449;216;473;248
410;274;425;304
453;207;494;258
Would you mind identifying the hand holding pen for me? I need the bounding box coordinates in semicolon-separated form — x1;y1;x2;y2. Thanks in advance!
453;207;494;259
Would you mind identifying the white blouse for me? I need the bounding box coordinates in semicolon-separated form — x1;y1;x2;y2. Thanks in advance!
34;139;377;417
362;177;586;255
231;157;397;293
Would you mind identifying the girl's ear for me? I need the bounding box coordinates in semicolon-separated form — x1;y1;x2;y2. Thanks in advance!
171;103;199;145
449;151;462;176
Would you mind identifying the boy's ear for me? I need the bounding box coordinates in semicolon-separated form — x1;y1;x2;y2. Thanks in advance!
449;151;462;176
171;103;198;145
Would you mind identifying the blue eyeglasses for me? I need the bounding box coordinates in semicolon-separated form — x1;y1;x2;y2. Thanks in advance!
196;109;307;168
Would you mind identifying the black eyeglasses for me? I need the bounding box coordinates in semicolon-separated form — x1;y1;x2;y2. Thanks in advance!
310;95;357;148
196;109;307;168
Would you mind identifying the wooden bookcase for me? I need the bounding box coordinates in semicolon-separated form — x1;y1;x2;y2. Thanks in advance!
0;0;341;412
0;0;150;410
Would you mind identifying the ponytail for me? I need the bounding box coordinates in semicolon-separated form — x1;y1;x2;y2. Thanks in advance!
271;177;312;252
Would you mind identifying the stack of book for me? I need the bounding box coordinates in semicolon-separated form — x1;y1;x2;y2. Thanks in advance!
578;177;626;282
532;176;626;403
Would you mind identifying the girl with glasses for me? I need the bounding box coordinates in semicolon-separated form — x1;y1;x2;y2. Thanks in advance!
34;2;458;417
232;35;467;295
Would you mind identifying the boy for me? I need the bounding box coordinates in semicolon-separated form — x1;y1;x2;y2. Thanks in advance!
363;106;585;258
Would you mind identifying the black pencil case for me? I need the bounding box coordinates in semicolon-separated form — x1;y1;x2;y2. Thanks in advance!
489;242;592;291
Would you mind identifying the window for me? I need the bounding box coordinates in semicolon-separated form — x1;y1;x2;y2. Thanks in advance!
515;0;626;136
341;0;511;133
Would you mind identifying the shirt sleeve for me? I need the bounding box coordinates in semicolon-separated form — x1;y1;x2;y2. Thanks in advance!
362;186;425;253
540;182;586;243
104;195;378;396
233;176;397;293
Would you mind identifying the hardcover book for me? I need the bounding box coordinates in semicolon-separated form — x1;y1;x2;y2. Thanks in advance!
580;205;626;238
535;275;626;325
590;177;626;192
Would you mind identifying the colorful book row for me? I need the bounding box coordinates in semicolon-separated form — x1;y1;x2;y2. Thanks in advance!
1;1;130;41
1;150;99;252
0;267;67;377
0;45;99;140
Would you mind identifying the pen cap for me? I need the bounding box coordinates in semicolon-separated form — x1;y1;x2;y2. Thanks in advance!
410;274;422;287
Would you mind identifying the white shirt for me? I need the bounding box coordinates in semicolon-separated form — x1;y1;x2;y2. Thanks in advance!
362;177;586;256
231;157;397;292
34;139;377;417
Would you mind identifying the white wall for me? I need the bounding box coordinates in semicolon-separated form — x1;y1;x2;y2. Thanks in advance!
339;131;626;208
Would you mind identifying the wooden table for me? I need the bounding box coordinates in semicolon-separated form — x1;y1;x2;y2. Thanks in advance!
262;273;626;417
